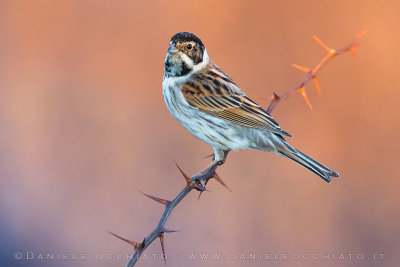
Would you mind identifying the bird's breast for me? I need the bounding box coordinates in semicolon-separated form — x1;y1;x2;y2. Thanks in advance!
163;76;196;121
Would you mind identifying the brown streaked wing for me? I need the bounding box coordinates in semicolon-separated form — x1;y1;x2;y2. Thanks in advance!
181;71;291;137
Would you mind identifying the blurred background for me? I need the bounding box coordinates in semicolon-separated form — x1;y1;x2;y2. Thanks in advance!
0;0;399;266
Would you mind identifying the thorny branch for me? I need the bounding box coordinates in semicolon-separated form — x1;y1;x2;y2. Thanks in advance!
267;30;366;113
109;32;365;267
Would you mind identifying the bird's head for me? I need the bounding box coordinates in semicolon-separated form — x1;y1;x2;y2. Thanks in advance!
164;32;209;78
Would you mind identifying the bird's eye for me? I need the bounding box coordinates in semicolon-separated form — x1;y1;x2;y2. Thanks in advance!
187;44;192;50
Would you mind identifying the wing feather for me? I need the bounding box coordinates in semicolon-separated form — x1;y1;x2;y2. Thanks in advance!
181;65;291;137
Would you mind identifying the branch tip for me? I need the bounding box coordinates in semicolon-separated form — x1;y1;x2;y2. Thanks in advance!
266;31;364;113
349;30;366;59
356;30;367;40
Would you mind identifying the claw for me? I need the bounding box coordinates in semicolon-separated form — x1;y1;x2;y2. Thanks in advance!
198;179;210;199
194;181;208;192
203;153;214;159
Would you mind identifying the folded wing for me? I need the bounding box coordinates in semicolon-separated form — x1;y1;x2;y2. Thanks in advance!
181;69;291;137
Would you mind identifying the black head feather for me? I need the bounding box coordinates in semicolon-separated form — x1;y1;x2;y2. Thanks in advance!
169;32;205;64
170;32;204;48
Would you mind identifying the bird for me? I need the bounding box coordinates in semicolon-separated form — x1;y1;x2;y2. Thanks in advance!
162;32;339;183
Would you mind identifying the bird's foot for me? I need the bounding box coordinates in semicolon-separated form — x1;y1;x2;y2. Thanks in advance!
191;160;221;191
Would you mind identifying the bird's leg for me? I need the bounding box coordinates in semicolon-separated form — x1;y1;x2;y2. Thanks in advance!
192;150;229;189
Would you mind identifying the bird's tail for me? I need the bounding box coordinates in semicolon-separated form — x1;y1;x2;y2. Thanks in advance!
280;148;339;183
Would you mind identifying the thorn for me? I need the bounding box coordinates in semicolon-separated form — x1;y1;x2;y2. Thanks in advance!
213;172;232;192
350;30;366;57
174;161;191;184
139;191;170;205
203;153;214;159
313;35;331;52
292;63;310;73
299;87;313;110
159;233;166;265
108;232;141;249
312;76;322;95
160;227;179;233
273;92;280;100
356;30;367;40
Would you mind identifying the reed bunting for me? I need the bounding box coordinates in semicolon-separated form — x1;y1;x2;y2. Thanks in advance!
163;32;339;183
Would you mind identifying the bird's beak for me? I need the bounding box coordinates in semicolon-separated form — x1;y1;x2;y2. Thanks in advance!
167;43;178;54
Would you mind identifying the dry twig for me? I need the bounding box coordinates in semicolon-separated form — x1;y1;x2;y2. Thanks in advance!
266;30;366;113
110;31;365;267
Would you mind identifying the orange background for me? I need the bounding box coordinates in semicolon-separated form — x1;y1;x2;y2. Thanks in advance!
0;1;399;266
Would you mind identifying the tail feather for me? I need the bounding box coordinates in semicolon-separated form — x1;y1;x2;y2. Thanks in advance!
280;149;339;183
